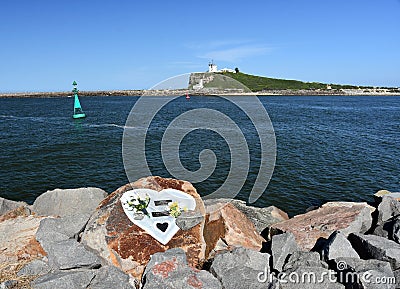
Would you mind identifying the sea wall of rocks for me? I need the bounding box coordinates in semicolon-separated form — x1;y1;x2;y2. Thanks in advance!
2;88;400;98
1;178;399;289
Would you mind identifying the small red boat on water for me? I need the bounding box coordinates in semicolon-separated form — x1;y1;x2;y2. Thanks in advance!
186;92;190;100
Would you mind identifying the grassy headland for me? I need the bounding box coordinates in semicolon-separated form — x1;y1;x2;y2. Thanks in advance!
219;72;392;92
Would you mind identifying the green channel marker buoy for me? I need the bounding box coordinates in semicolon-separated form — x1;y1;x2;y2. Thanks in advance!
72;81;86;119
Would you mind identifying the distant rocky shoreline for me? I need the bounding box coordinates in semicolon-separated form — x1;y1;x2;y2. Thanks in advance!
1;88;400;98
1;177;400;288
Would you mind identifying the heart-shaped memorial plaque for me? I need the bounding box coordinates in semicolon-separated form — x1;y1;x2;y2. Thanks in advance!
120;188;196;245
156;222;169;232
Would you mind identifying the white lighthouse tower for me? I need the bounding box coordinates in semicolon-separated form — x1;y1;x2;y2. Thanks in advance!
208;60;218;73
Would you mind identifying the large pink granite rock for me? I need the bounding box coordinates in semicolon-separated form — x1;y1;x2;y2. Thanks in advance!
270;202;373;250
203;199;265;258
81;176;207;280
205;198;289;233
0;209;46;265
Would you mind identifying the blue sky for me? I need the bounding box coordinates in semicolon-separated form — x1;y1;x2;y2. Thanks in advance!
1;0;399;92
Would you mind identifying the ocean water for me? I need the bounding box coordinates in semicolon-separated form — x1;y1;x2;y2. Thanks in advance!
0;95;398;216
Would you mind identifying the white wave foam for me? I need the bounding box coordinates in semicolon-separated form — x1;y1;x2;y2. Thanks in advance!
87;123;136;129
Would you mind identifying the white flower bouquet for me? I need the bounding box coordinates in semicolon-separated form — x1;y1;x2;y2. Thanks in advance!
125;193;150;218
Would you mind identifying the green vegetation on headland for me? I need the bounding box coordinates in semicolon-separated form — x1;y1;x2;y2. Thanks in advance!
220;72;397;92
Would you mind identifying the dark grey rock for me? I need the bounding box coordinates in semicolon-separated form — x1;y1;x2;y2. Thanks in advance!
372;216;400;243
36;219;69;247
143;248;221;289
89;266;135;289
372;223;390;239
0;280;17;289
279;266;345;288
36;214;91;246
0;197;28;215
17;259;50;277
46;239;102;270
283;251;328;273
377;196;400;225
184;270;223;289
271;232;299;272
321;231;360;262
210;247;272;289
393;269;400;289
176;210;204;230
332;257;395;289
31;266;134;289
211;246;270;273
32;187;107;217
349;233;400;270
143;248;187;277
213;266;277;289
391;217;400;244
31;269;96;289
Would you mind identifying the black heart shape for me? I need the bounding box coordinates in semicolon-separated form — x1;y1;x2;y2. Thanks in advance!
156;222;168;232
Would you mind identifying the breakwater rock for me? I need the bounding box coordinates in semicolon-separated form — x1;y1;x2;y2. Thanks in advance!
1;179;400;288
2;87;400;98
